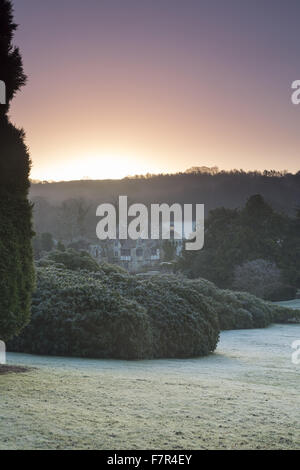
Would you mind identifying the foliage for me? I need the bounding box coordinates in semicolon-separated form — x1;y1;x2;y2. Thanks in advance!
179;207;241;286
0;0;34;341
188;277;299;330
0;0;26;116
280;208;300;288
36;249;100;272
97;271;220;358
33;232;54;259
9;265;220;359
163;240;177;261
178;195;289;292
267;285;297;302
0;194;34;340
30;170;300;242
57;241;66;252
233;259;284;300
9;250;299;358
56;198;91;241
9;267;152;359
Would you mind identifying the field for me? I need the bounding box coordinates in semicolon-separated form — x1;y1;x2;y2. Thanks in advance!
1;323;299;450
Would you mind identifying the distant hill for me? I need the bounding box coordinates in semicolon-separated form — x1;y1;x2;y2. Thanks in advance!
29;170;300;240
30;170;300;211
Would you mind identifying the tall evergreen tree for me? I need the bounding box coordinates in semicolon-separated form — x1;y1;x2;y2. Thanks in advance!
280;207;300;288
0;0;34;341
178;195;286;288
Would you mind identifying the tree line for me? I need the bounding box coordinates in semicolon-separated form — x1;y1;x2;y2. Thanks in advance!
178;194;300;299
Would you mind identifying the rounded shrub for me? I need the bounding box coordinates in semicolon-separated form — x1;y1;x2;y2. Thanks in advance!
125;275;219;358
10;250;298;360
189;278;299;329
9;266;220;359
9;267;153;359
38;249;101;272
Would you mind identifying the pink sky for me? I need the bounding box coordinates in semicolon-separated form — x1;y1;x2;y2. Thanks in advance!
10;0;300;180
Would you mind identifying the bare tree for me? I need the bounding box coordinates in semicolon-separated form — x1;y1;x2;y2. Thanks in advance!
233;259;282;299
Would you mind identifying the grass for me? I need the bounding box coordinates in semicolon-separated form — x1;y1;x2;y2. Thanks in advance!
1;324;300;450
0;365;30;375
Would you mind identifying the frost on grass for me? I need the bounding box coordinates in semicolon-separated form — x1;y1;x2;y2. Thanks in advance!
2;324;300;450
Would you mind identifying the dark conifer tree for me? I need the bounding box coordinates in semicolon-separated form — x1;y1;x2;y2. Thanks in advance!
0;0;34;341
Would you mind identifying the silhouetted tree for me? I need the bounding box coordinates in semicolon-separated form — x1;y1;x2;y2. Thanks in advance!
178;195;286;289
0;0;26;117
57;241;66;252
56;198;91;241
233;259;282;299
163;240;177;261
32;233;54;259
238;194;286;263
0;0;34;341
179;206;241;286
280;207;300;288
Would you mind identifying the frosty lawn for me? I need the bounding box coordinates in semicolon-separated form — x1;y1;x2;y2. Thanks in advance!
1;324;299;450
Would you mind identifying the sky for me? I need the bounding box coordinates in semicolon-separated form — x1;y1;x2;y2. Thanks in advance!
9;0;300;181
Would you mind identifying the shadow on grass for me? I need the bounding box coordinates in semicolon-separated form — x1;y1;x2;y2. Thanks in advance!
0;365;32;375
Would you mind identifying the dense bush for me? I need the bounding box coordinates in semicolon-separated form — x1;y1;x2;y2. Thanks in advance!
267;285;297;302
189;277;299;330
232;259;296;301
178;195;292;294
9;250;299;359
98;271;219;357
9;265;219;359
32;232;54;259
9;267;153;359
233;259;282;300
36;249;100;272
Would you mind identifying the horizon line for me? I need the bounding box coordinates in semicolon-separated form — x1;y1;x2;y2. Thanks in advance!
29;167;300;184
